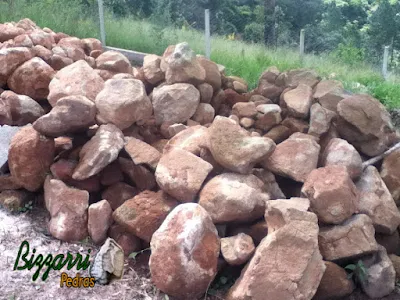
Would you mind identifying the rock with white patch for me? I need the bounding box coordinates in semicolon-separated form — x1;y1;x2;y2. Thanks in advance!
221;233;255;266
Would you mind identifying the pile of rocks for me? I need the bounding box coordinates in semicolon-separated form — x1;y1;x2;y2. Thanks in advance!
1;18;400;300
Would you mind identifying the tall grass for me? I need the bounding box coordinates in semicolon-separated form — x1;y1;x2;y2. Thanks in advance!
1;0;399;108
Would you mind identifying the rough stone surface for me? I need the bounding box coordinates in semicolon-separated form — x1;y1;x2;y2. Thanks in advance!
255;104;282;131
320;138;363;179
221;233;255;266
227;205;325;300
95;50;132;73
318;214;379;262
360;246;396;299
313;261;355;300
313;80;346;112
0;47;34;87
96;78;153;130
47;60;104;106
152;83;200;125
163;125;209;156
198;173;269;223
302;165;359;225
44;176;89;242
356;166;400;235
113;190;178;242
119;157;157;191
33;95;96;137
7;57;55;100
192;103;215;125
252;168;285;199
8;126;55;191
263;133;320;182
208;116;276;174
72;124;124;180
88;200;113;244
124;137;161;170
143;54;164;85
282;84;313;119
101;182;137;211
150;203;220;300
381;149;400;205
155;148;213;202
308;103;336;138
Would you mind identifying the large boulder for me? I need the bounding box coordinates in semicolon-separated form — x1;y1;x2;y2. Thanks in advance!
150;203;220;300
7;57;55;100
95;78;152;130
356;166;400;235
319;214;379;261
44;176;89;242
263;133;320;182
197;56;222;90
0;90;44;126
320;138;363;179
281;84;313;119
143;54;164;85
381;150;400;205
0;23;25;42
313;80;346;112
208;116;276;174
113;190;178;242
47;60;104;106
302;165;359;225
72;124;124;180
164;43;206;85
33;95;96;137
8;126;55;191
227;201;325;300
337;94;397;156
0;47;34;87
151;83;200;125
280;69;320;88
95;50;132;73
155;148;213;202
198;173;269;223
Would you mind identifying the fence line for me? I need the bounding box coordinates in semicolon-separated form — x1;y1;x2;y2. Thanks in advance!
97;0;106;46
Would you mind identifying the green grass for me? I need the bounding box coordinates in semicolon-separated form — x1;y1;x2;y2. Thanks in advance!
1;0;400;108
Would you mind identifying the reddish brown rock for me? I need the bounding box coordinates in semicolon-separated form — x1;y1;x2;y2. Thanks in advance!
302;165;359;225
152;83;200;125
150;203;220;300
320;138;363;179
252;168;285;199
0;174;22;191
0;90;44;126
281;84;313;119
221;233;255;266
192;103;215;125
308;103;336;138
48;60;104;106
155;148;213;202
143;54;164;85
254;104;282;131
124;137;161;170
313;80;346;112
33;95;96;137
164;125;209;156
101;182;138;211
197;56;222;91
337;94;397;156
99;162;123;186
113;191;178;242
0;47;34;87
281;69;320;88
96;78;152;130
72;124;124;180
44;176;89;242
0;23;25;42
227;207;324;300
95;50;132;73
208;116;276;174
264;125;291;144
8;126;55;191
198;83;213;104
263;133;320;182
199;173;268;223
81;38;102;55
224;89;246;106
313;261;355;300
282;117;309;134
356;166;400;235
7;57;55;100
118;157;157;191
29;30;55;49
381;150;400;205
108;224;142;256
232;102;257;118
88;200;113;244
319;214;379;261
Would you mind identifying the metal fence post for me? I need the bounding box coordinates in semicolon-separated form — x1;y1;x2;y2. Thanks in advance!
97;0;106;46
382;45;390;80
299;29;305;60
205;9;211;59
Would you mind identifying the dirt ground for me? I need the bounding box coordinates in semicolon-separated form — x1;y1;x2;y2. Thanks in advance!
1;206;399;300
